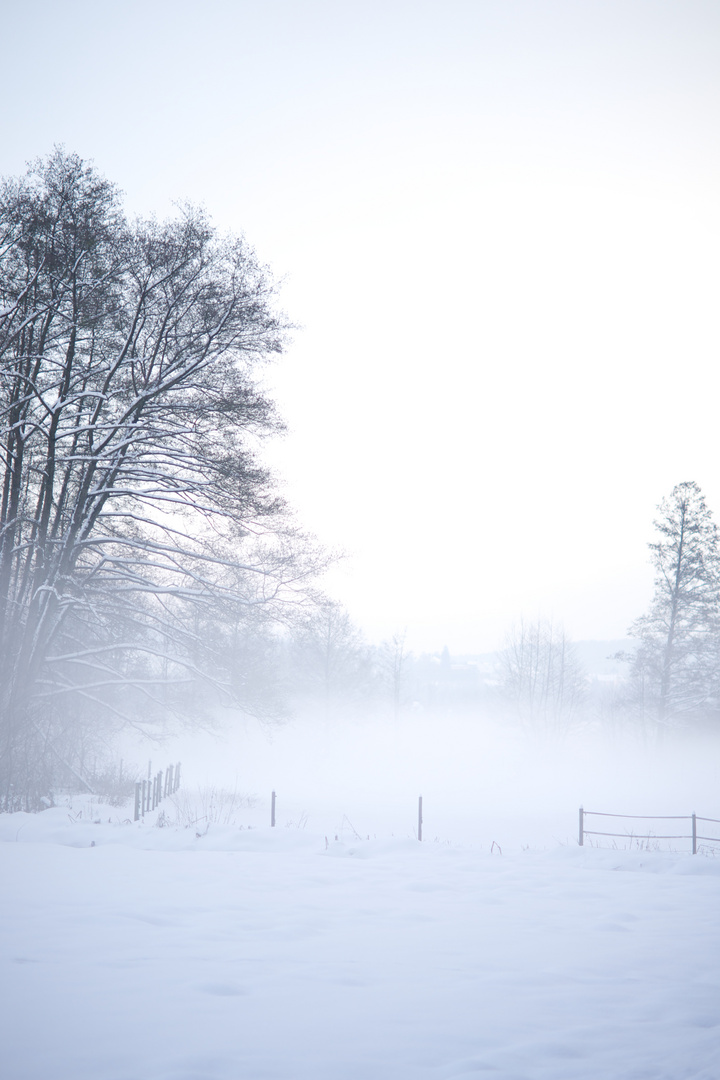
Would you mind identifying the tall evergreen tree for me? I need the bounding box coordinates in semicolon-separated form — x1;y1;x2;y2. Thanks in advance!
630;481;720;734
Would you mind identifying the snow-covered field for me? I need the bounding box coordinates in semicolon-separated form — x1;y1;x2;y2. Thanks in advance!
2;715;720;1079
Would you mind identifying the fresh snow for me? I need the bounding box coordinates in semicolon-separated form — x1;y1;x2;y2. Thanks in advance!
1;799;720;1080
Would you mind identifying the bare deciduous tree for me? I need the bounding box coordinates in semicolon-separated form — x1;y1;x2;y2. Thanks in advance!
498;618;586;738
378;630;411;721
0;149;317;806
289;600;371;718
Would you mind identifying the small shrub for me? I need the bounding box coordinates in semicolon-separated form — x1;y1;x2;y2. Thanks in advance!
86;761;139;807
163;785;256;828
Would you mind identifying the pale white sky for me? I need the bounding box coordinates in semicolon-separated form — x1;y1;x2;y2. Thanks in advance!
3;0;720;651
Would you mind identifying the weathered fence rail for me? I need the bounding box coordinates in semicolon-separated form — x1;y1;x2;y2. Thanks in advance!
134;762;181;821
579;807;720;854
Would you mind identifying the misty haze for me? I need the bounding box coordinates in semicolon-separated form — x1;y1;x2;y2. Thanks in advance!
1;3;720;1080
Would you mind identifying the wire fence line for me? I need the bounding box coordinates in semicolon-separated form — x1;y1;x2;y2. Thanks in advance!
579;807;720;854
128;782;719;853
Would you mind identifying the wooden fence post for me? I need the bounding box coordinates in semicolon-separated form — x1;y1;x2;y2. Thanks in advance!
692;813;697;855
418;795;423;841
134;782;141;821
175;762;181;792
141;779;147;816
579;807;584;846
271;790;276;827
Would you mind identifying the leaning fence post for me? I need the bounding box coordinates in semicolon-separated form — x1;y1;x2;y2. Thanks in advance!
175;762;181;792
271;790;276;827
142;779;147;816
579;807;584;846
134;782;141;821
418;795;423;841
692;813;697;855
